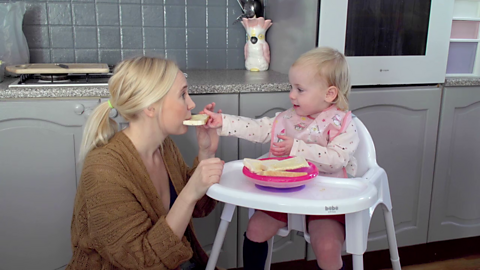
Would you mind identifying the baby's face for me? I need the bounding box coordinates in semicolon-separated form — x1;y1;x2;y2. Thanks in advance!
288;65;332;118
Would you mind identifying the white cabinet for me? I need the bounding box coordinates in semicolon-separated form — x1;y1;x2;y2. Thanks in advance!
0;99;100;270
348;86;442;251
236;92;306;267
171;94;240;269
428;86;480;242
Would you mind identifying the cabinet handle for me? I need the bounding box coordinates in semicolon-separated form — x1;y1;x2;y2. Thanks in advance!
74;104;85;115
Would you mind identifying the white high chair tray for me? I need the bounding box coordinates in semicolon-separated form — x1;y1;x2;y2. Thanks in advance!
207;160;378;215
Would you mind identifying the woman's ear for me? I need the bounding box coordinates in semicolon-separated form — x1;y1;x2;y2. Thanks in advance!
325;86;339;103
143;105;156;118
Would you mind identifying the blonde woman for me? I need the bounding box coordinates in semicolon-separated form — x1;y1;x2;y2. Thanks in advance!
204;47;357;270
67;57;224;270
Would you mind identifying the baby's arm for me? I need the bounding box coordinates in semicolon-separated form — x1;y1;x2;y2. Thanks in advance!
291;122;360;173
219;114;275;144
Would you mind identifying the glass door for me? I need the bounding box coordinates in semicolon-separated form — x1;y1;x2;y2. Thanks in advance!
318;1;454;85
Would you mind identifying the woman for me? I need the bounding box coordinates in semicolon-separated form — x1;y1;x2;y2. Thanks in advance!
67;57;224;269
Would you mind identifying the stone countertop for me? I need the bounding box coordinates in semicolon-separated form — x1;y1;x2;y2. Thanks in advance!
444;77;480;87
0;70;291;99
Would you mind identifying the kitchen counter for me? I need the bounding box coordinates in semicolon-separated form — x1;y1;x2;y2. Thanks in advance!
0;70;290;99
444;77;480;87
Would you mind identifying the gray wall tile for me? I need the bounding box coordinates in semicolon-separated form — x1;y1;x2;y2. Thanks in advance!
187;28;206;49
48;3;72;25
187;49;206;69
98;27;121;48
227;48;244;69
100;50;122;65
187;6;206;28
208;6;226;27
208;28;226;49
208;49;226;69
165;5;185;27
74;27;98;49
121;27;143;49
122;49;143;59
144;28;164;49
52;49;75;62
73;3;96;26
166;49;186;69
120;5;142;26
19;1;248;69
75;50;98;62
50;26;74;48
166;28;186;49
143;5;164;27
96;4;119;26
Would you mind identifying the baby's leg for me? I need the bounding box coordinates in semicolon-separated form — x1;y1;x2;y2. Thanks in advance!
246;211;287;242
243;211;287;270
309;219;345;270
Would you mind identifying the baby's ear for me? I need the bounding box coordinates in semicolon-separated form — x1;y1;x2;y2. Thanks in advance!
325;86;339;103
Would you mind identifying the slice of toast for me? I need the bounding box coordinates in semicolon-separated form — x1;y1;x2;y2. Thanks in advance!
243;158;264;173
264;156;309;171
183;114;209;126
258;171;307;177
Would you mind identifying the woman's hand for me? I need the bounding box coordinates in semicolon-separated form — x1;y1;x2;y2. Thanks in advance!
197;102;222;160
271;135;294;156
184;158;224;201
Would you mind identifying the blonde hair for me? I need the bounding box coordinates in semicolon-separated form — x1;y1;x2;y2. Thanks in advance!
293;47;351;111
78;56;179;162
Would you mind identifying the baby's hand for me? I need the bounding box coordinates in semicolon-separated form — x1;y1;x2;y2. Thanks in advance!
202;102;223;128
271;135;294;156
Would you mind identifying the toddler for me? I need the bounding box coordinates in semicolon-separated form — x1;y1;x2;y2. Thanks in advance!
204;47;359;270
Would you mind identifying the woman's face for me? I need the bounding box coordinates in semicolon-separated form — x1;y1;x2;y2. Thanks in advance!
160;71;195;135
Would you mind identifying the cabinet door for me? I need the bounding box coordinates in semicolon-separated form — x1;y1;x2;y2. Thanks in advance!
351;86;441;250
170;94;239;269
0;99;100;270
237;92;306;266
428;86;480;242
307;86;441;259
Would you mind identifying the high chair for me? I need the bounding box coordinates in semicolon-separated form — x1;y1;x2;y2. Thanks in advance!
205;117;401;270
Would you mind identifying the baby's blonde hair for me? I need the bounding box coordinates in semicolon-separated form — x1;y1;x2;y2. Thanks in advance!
293;47;351;111
78;56;179;162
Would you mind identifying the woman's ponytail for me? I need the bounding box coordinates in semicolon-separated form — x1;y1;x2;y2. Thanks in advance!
78;101;118;163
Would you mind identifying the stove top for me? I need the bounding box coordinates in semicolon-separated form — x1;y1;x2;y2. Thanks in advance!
8;65;114;88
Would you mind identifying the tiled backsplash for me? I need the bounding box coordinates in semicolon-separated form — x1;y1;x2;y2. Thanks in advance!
1;0;247;69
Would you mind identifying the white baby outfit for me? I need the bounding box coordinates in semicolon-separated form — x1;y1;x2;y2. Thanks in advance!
219;105;360;178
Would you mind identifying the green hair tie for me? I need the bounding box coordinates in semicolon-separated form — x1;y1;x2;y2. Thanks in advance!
107;100;114;109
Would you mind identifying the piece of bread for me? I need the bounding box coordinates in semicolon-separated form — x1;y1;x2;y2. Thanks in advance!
183;114;209;126
258;171;307;177
243;158;264;173
264;156;309;171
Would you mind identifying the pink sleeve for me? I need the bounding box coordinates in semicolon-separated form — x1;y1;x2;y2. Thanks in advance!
218;114;275;144
289;121;360;173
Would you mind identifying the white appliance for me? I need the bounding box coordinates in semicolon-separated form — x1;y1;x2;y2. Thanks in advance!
267;0;455;86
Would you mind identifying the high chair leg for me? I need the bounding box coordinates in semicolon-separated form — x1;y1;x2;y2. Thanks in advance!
264;237;274;270
206;203;236;270
352;254;364;270
383;205;401;270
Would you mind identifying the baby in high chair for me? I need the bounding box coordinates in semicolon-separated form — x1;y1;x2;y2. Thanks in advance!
203;47;359;270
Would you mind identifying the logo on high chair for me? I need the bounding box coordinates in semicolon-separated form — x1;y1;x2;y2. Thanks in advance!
325;206;338;212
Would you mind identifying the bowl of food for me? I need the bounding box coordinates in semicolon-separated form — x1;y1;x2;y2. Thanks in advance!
242;156;318;189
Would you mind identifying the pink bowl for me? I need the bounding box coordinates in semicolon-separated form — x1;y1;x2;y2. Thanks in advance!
242;157;319;188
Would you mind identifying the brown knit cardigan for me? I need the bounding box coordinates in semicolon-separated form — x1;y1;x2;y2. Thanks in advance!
66;132;218;269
